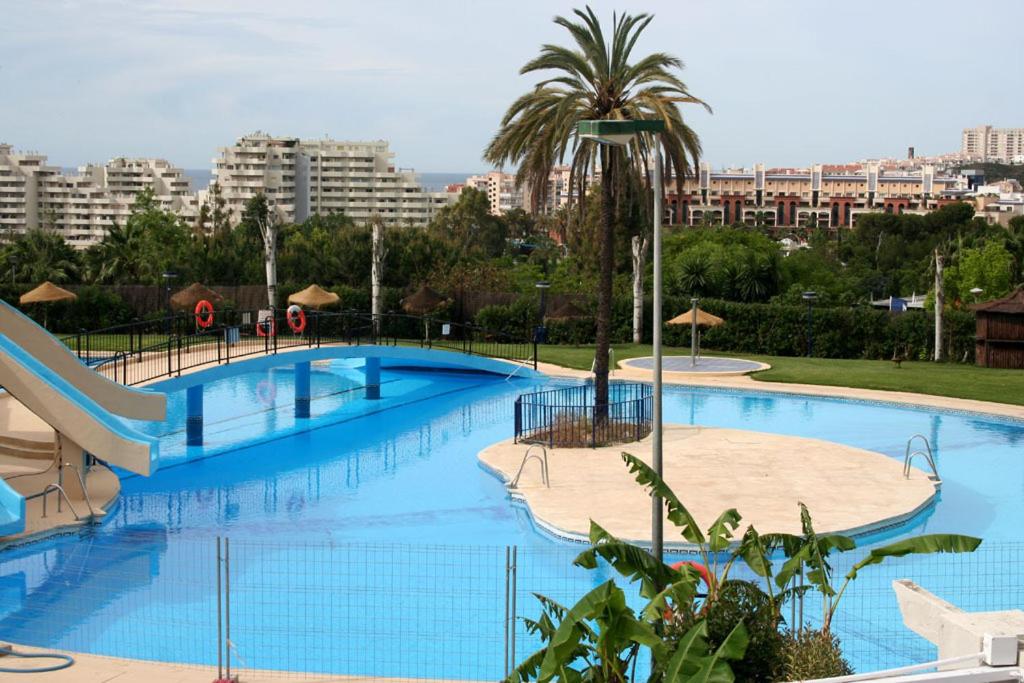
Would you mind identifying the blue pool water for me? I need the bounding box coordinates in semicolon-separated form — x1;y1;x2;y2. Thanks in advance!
1;356;1023;677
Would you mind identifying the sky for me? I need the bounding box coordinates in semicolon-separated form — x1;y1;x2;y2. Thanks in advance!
1;0;1021;173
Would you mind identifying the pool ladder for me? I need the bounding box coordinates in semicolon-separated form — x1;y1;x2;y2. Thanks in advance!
903;434;940;487
511;445;549;488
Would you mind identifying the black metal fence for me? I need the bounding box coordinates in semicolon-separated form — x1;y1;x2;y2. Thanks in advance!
62;309;536;387
514;382;653;448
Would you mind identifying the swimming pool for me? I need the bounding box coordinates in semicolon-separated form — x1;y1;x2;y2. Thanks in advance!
1;356;1022;677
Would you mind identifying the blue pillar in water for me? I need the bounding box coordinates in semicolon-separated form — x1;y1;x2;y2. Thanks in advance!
295;361;311;418
186;384;203;446
365;356;381;400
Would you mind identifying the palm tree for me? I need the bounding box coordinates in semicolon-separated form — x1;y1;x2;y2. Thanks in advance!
10;229;80;284
484;6;708;408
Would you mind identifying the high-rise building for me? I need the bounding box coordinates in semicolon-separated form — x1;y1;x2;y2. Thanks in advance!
0;144;196;247
463;166;577;216
212;132;303;225
210;133;454;227
300;138;453;226
961;125;1024;163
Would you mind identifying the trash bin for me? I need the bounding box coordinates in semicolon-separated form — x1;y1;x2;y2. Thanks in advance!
225;326;240;345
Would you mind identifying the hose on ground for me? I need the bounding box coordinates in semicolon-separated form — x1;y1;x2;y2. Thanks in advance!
0;645;75;674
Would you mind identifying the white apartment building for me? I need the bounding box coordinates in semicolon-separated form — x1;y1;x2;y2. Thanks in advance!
211;133;453;227
0;144;197;247
300;138;453;226
212;132;303;225
464;166;576;216
961;125;1024;163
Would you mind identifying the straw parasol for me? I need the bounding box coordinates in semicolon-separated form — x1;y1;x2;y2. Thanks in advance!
666;307;724;328
545;300;589;321
401;285;447;315
288;284;341;309
170;283;223;311
668;306;724;367
20;281;77;330
401;285;448;343
19;281;77;305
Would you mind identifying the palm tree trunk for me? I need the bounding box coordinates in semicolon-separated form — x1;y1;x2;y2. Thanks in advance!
595;148;615;419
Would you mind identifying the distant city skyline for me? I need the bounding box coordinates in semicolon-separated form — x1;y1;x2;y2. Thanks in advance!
2;0;1022;171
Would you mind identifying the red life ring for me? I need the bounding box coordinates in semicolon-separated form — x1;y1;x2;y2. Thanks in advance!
256;315;276;337
286;305;306;334
664;560;713;621
671;560;712;587
194;300;215;328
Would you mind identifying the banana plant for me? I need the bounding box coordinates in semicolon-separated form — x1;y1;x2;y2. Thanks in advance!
773;503;982;634
622;453;744;601
509;579;748;683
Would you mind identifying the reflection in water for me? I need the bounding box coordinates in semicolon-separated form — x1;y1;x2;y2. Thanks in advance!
0;524;169;648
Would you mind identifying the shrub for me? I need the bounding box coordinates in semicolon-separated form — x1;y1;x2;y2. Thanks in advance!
671;580;785;683
781;628;853;681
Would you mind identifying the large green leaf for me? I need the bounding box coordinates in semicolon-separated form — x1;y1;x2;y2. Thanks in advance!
773;504;854;591
661;620;710;683
845;534;982;582
687;621;749;683
736;526;772;579
538;581;628;682
642;569;702;622
622;452;707;544
706;509;742;552
575;521;682;599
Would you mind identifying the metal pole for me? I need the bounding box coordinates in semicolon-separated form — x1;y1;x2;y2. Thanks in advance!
652;147;664;564
690;297;698;368
504;546;510;678
225;537;231;681
216;536;223;681
510;545;517;671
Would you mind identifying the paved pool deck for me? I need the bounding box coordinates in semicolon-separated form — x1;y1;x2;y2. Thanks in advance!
480;425;937;545
0;644;476;682
621;355;769;375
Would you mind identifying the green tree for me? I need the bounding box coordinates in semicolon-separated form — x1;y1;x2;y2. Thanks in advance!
6;229;80;284
428;187;508;259
484;6;708;408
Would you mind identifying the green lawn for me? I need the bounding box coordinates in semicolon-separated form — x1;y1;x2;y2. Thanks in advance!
537;343;1024;406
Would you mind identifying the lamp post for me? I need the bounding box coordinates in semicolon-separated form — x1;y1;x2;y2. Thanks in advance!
802;291;817;357
578;118;666;562
690;296;699;367
969;287;983;303
162;270;178;335
8;256;15;287
535;280;550;344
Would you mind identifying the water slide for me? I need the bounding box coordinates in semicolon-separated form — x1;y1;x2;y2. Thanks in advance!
0;300;166;536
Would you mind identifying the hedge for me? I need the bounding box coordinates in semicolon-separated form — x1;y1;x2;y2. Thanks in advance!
470;292;976;362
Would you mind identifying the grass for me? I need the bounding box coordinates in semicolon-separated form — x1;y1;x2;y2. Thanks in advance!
537;343;1024;407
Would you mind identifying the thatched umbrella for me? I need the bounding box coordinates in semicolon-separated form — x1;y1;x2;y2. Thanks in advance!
666;307;724;328
20;281;76;329
401;285;447;342
401;285;447;315
667;306;724;366
288;284;341;309
545;300;588;321
170;283;223;311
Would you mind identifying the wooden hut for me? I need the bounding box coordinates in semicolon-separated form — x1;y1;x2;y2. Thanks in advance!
972;288;1024;368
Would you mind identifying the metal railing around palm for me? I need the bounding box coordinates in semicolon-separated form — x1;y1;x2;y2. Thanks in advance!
514;382;653;448
74;309;536;387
